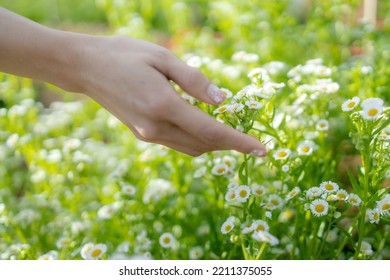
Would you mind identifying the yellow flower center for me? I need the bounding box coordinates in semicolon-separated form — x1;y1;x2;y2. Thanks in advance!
91;249;102;258
229;193;236;199
289;191;297;197
239;190;248;198
302;146;310;153
373;212;379;220
315;204;325;213
256;189;263;195
217;167;226;173
278;151;287;158
163;237;171;244
337;193;346;199
218;107;227;113
225;225;232;232
271;199;280;206
368;108;378;117
256;225;265;231
347;101;356;108
382;203;390;211
325;184;334;191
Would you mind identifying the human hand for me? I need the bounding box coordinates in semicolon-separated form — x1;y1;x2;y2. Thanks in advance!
75;36;267;156
0;7;266;157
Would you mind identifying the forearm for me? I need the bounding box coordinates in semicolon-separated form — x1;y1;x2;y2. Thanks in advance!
0;7;89;92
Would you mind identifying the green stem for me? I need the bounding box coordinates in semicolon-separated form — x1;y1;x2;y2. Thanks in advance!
255;242;267;260
354;140;371;259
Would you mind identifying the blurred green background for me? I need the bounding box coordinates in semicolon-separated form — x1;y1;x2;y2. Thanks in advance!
0;0;106;24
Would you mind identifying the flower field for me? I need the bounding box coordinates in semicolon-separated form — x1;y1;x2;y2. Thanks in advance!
0;0;390;260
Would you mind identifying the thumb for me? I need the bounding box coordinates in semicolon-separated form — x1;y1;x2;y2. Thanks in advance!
161;54;227;105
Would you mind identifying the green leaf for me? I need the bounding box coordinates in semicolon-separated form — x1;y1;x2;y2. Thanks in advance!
347;169;362;195
373;115;390;135
238;160;247;185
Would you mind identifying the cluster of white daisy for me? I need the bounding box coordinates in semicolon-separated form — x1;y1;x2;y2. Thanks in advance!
342;96;386;121
366;194;390;224
220;215;279;247
303;181;362;217
193;154;237;178
212;66;285;133
272;139;319;161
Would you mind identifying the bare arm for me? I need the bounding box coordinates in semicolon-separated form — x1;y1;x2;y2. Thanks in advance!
0;7;267;157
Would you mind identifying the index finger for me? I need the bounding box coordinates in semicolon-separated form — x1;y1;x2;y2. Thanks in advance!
169;99;267;156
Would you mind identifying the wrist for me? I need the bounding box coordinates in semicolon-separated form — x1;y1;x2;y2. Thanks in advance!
41;29;95;94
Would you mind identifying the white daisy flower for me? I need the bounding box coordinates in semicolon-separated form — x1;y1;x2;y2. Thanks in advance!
265;211;273;219
326;229;338;243
159;233;175;248
265;194;284;210
194;166;206;178
367;208;380;224
211;163;229;176
310;199;329;217
189;246;204;260
252;184;266;197
213;105;230;115
286;186;301;200
361;97;384;108
306;186;324;198
361;97;384;120
335;189;349;201
222;156;237;170
316;119;329;131
342;97;360;112
97;202;121;220
241;222;256;234
38;251;59;260
358;241;374;256
81;243;107;260
121;183;136;196
320;181;339;193
297;140;318;156
229;103;245;113
248;67;270;84
361;104;383;120
220;88;233;98
273;148;291;160
253;219;269;232
252;231;279;246
221;219;235;234
245;99;263;110
259;82;285;99
228;181;239;189
313;65;332;77
136;231;152;250
56;237;71;249
235;185;251;203
376;195;390;214
225;188;237;202
348;193;362;206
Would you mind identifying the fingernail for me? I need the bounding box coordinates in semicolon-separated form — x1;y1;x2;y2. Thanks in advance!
250;149;267;157
207;84;226;104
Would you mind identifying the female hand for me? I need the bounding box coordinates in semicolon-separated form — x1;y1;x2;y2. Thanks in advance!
0;8;267;157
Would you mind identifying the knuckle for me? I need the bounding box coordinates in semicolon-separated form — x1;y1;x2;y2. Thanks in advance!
154;47;173;62
147;99;172;119
199;126;222;145
136;126;160;142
